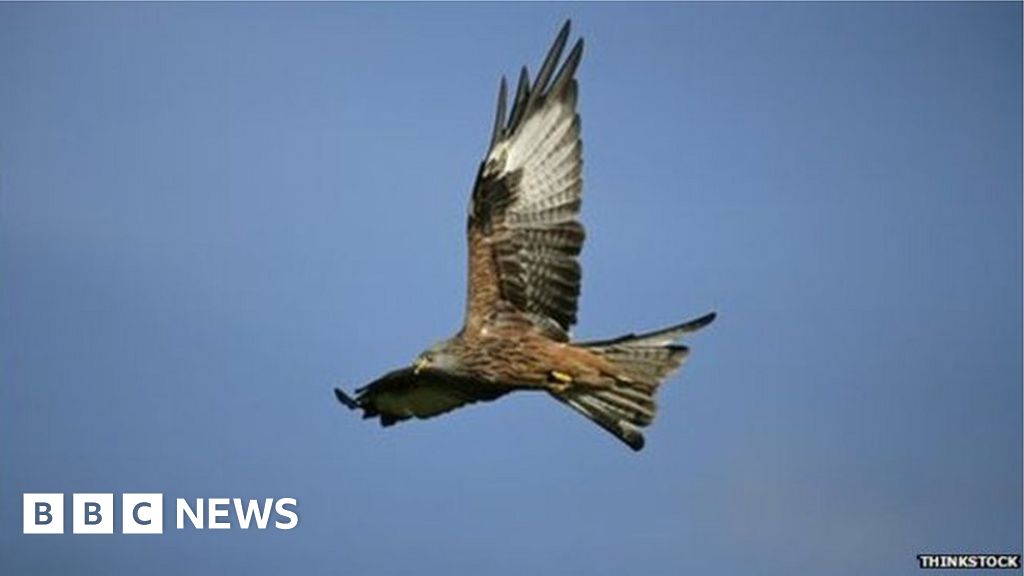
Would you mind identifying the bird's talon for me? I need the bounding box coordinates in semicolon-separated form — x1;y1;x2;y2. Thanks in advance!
551;370;573;383
549;371;574;392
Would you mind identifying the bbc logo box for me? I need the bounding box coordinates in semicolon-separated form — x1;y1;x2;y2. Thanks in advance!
22;494;63;534
23;493;163;535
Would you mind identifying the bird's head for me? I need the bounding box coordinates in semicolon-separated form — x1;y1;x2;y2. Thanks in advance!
412;339;464;375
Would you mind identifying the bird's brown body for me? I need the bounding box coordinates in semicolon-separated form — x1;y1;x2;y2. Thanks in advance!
335;21;715;450
452;322;620;391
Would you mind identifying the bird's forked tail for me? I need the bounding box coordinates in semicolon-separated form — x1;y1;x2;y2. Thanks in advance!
555;311;716;451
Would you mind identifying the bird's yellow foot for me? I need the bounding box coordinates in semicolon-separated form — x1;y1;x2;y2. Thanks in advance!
549;370;574;393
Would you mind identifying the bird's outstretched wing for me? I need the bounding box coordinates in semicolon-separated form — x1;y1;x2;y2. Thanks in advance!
335;368;508;426
464;21;585;341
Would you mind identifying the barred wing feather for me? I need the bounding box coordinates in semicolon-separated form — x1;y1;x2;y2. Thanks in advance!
465;21;585;341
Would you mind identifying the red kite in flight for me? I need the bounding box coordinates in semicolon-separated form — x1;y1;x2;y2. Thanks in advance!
336;21;715;450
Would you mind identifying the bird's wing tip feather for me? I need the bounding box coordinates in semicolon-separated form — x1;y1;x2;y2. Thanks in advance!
693;311;717;330
334;387;359;410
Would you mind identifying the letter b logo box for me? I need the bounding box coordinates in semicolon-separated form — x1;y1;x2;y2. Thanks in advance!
23;494;64;534
72;493;114;534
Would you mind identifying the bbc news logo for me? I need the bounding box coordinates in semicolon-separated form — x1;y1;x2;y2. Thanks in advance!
23;493;299;534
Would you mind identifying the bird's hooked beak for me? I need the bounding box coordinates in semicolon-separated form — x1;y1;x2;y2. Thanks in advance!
413;357;430;375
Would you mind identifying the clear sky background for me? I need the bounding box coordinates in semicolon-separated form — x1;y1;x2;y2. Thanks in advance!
1;3;1020;575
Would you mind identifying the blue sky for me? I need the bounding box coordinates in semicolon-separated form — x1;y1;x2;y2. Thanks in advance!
1;3;1020;575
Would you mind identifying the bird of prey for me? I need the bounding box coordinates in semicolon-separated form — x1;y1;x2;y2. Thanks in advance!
335;21;715;451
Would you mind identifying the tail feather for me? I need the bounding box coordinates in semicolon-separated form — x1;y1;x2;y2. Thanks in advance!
590;388;655;426
560;394;647;451
598;345;690;382
556;311;716;451
577;312;716;348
